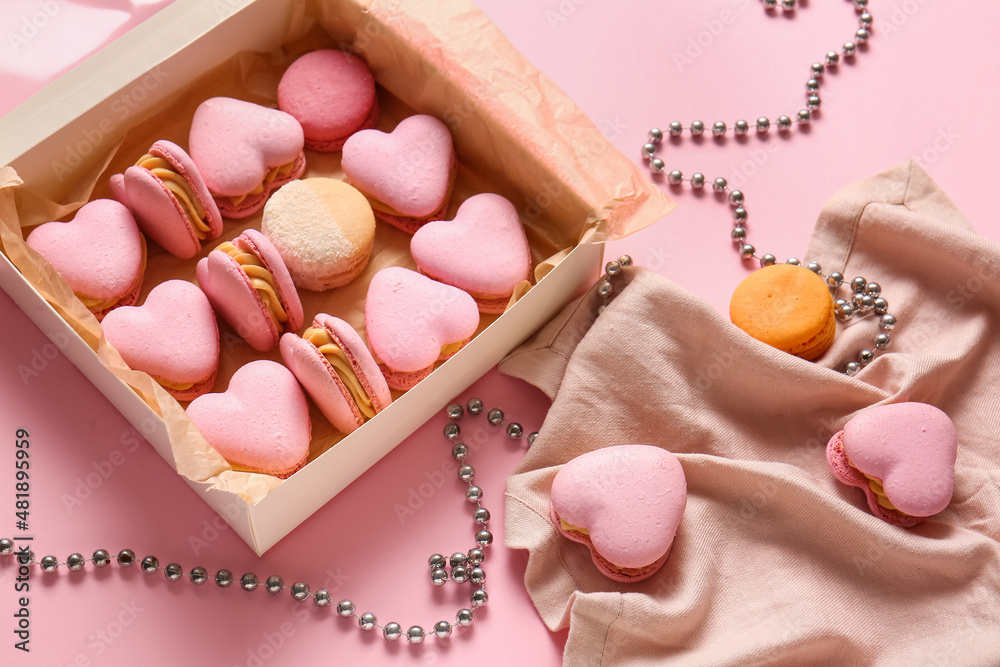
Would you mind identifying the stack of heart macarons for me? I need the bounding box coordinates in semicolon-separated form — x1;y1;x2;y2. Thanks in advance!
24;47;537;479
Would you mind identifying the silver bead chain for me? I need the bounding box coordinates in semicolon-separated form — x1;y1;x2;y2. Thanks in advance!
0;399;539;645
641;0;895;376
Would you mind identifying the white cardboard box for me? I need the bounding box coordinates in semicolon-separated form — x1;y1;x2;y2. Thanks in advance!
0;0;670;555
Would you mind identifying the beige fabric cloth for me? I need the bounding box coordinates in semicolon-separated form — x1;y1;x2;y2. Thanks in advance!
500;161;1000;666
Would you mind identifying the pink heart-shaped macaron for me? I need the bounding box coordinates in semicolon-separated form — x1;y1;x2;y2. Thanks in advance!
341;114;454;232
550;445;687;583
410;193;531;313
101;280;219;402
186;360;311;479
189;97;306;218
364;267;479;390
25;198;145;320
827;402;957;525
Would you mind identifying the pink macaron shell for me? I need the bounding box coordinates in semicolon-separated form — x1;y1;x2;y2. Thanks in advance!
841;402;957;518
277;49;379;151
280;333;360;433
115;165;201;259
196;251;279;353
550;445;687;575
150;140;224;237
364;267;480;376
411;193;532;311
101;280;219;400
316;313;391;410
213;152;306;220
341;114;454;219
26;198;144;303
186;360;310;478
237;229;303;333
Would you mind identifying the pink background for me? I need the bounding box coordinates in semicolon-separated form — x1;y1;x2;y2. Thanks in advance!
1;1;998;665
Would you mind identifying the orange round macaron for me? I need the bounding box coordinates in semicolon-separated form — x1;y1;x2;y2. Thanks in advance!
729;263;835;361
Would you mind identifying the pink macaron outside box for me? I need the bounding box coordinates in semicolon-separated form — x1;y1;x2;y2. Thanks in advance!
0;0;671;555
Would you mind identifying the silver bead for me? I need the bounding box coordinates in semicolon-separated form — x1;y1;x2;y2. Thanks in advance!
875;333;891;350
782;0;795;10
466;486;483;502
811;62;825;77
241;572;259;591
764;0;777;6
859;349;875;366
806;78;820;91
290;581;310;600
451;443;468;461
431;568;448;586
67;554;86;571
140;556;159;574
807;95;821;110
734;120;750;135
667;170;683;185
190;567;208;585
451;566;468;583
713;177;728;192
429;553;446;569
471;589;489;607
597;279;613;297
648;128;664;143
17;550;33;566
458;465;475;482
836;303;855;320
407;626;425;644
731;227;747;241
691;173;706;189
450;552;468;568
827;272;844;287
457;609;475;626
851;292;865;309
618;255;633;267
860;294;875;310
164;563;182;581
337;600;355;617
760;254;776;267
797;109;812;124
466;398;483;415
41;556;58;572
854;0;868;7
117;549;136;566
756;117;770;132
470;567;486;585
834;299;847;309
777;115;792;131
444;423;460;440
526;431;539;444
740;244;756;259
474;507;491;524
468;548;485;566
641;142;656;157
843;41;857;57
597;303;606;317
826;51;840;65
383;623;402;641
786;257;801;266
690;120;705;135
476;529;494;547
865;282;881;296
856;28;870;43
605;260;623;276
851;276;868;293
733;207;748;223
729;190;744;206
487;408;504;425
359;613;377;631
446;403;464;420
0;539;13;555
506;423;524;439
873;298;889;316
434;621;452;638
859;12;873;26
265;575;283;593
216;569;233;587
313;589;332;607
807;262;822;274
668;121;683;136
844;362;861;376
713;121;727;136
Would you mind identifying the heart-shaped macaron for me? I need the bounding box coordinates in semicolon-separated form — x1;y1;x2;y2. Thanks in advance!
364;266;480;390
189;97;306;219
101;280;219;402
186;360;311;479
341;114;455;233
550;445;687;583
410;193;532;314
827;402;957;527
25;198;146;320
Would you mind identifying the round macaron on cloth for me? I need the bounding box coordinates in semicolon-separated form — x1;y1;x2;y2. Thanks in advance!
642;0;895;375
